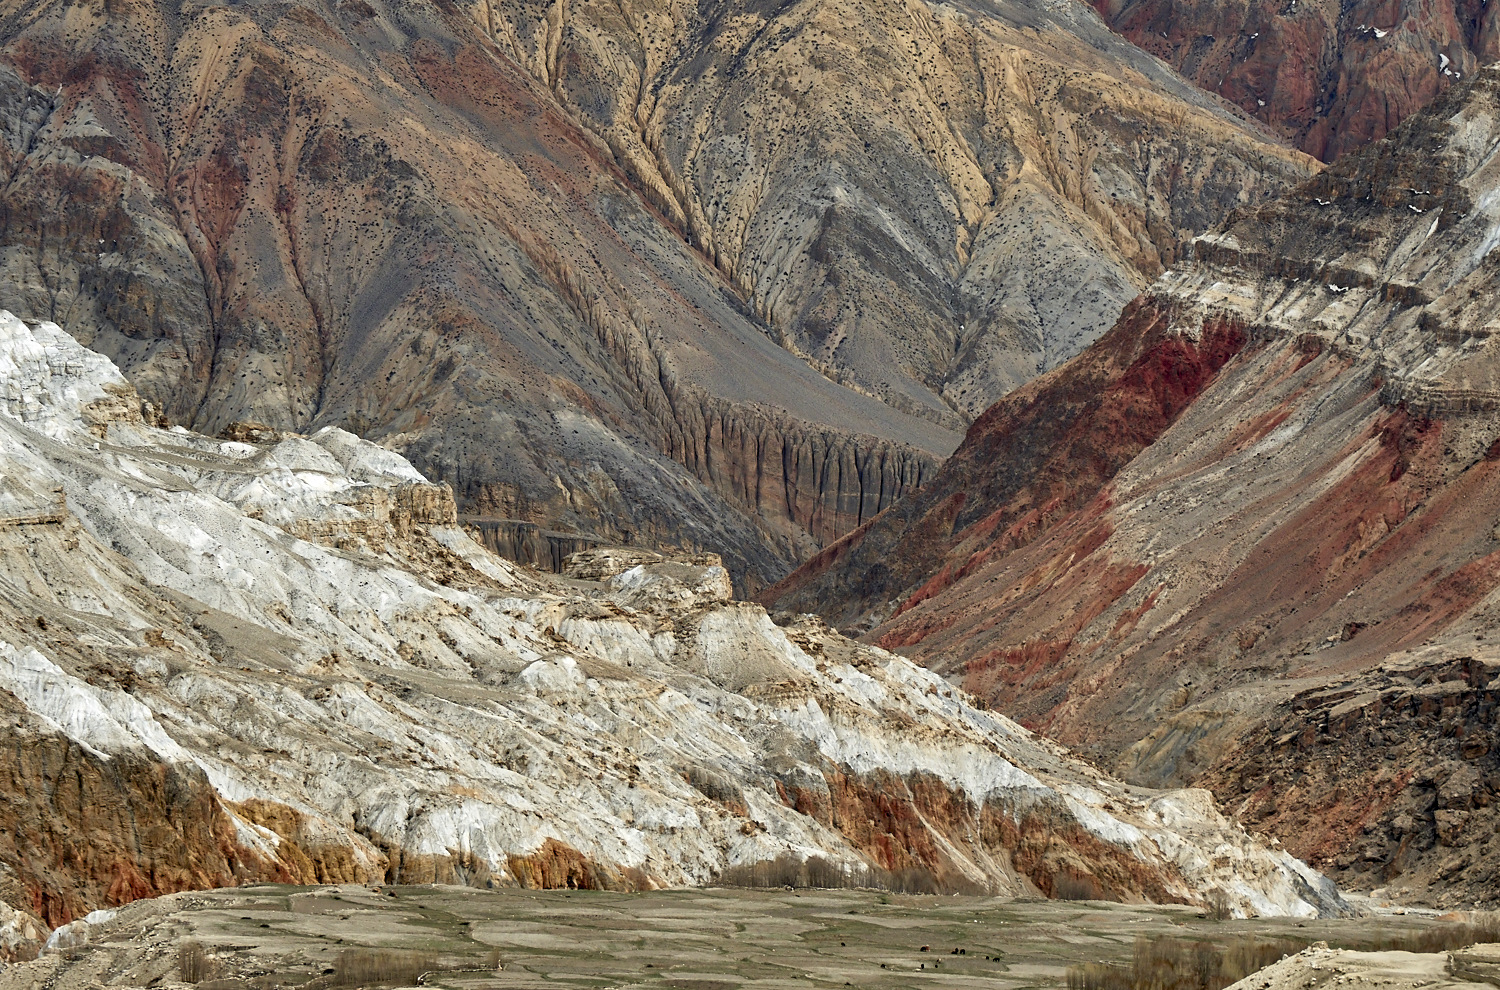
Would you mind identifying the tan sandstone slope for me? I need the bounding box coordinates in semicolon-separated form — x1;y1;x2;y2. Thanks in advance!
766;66;1500;908
0;312;1345;943
0;0;1309;589
478;0;1314;420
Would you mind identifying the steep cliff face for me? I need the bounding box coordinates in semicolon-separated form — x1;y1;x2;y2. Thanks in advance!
1192;656;1500;909
0;691;334;931
1091;0;1487;160
0;0;960;593
480;0;1313;421
767;67;1500;907
0;0;1312;591
0;312;1345;936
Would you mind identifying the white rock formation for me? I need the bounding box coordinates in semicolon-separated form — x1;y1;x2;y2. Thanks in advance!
0;312;1346;922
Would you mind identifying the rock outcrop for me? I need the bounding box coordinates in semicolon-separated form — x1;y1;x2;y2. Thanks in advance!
480;0;1313;420
0;310;1346;935
767;66;1500;907
1192;656;1500;910
1091;0;1487;160
0;0;1311;590
1220;942;1500;990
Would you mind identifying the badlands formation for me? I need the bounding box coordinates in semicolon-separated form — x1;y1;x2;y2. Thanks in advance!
1092;0;1489;161
0;0;1310;587
0;312;1345;953
768;65;1500;907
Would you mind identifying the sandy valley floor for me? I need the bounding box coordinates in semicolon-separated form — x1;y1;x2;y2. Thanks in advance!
2;885;1471;990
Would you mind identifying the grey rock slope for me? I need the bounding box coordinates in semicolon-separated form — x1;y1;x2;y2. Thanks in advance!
481;0;1316;421
0;0;1310;591
0;311;1344;936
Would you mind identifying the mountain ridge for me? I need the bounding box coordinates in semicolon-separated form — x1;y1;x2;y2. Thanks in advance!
0;0;1311;588
765;65;1500;908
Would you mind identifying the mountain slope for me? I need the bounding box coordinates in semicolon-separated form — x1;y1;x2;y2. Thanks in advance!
0;0;957;593
765;66;1500;908
480;0;1314;420
0;312;1343;941
0;0;1310;590
1091;0;1486;161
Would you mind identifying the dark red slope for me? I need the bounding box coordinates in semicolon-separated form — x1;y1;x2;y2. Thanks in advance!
760;298;1250;631
765;66;1500;907
1092;0;1484;161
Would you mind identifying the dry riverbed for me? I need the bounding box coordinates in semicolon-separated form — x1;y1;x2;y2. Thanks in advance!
0;885;1466;990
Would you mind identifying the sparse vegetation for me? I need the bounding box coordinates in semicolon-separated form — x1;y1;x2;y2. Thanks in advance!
1358;913;1500;953
1068;914;1500;990
1067;936;1306;990
330;949;439;987
179;940;217;984
1054;873;1108;901
714;853;987;894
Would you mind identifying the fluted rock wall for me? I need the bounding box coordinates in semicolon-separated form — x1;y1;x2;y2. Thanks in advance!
0;0;1313;591
762;298;1252;630
0;0;964;592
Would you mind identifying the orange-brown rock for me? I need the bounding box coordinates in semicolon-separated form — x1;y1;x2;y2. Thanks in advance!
1193;657;1500;904
0;697;318;928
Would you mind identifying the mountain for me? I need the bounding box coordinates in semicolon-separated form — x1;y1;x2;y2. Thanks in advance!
765;66;1500;908
477;0;1313;419
0;0;1310;589
0;312;1343;945
1090;0;1488;160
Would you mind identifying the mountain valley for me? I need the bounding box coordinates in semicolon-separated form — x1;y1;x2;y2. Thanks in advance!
0;311;1351;952
0;0;1311;589
2;0;1500;963
767;64;1500;909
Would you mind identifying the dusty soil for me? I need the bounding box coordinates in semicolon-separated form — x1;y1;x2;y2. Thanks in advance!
1;885;1459;990
1222;941;1500;990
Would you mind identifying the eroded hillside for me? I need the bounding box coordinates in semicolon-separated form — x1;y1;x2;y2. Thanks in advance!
0;313;1344;946
766;66;1500;908
0;0;1311;590
0;0;960;593
479;0;1314;420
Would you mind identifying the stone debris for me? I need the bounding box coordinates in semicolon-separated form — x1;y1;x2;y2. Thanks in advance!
1221;941;1500;990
